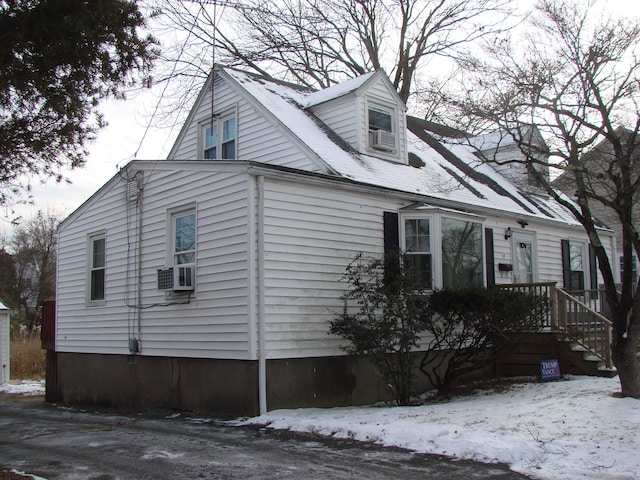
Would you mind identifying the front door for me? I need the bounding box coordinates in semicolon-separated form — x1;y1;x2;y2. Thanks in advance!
512;231;536;283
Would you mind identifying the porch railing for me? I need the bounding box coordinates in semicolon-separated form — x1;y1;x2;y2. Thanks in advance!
497;282;613;368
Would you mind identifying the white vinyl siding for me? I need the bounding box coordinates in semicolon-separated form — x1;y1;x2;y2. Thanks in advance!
309;97;360;149
359;78;408;164
56;164;254;359
169;74;324;172
261;177;404;359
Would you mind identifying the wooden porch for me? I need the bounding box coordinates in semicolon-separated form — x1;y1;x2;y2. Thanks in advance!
497;282;616;378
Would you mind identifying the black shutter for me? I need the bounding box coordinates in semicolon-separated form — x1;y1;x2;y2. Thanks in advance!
561;239;571;289
383;211;400;255
485;228;496;287
589;244;598;290
383;212;400;285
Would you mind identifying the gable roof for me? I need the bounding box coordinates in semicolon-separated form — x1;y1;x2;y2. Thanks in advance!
169;65;586;227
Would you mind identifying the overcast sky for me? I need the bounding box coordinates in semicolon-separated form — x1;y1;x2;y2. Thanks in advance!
0;86;180;237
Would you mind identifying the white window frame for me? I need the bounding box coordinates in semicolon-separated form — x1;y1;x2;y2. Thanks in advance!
401;210;485;290
566;239;587;291
199;106;237;160
87;231;106;306
440;216;484;289
402;216;434;290
366;100;398;153
167;205;197;267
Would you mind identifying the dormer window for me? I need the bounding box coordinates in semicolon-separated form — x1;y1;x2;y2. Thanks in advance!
369;106;392;132
368;104;396;152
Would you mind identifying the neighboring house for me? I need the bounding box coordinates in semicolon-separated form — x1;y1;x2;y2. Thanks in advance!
553;127;640;285
0;300;9;385
54;66;616;416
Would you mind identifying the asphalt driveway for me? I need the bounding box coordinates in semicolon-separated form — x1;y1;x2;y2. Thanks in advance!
0;393;532;480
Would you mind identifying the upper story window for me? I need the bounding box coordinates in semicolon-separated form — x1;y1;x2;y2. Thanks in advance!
88;232;106;304
369;106;392;132
368;104;396;152
221;116;236;159
201;113;236;160
204;124;217;159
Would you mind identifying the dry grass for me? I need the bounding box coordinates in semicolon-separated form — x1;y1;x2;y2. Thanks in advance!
10;334;45;380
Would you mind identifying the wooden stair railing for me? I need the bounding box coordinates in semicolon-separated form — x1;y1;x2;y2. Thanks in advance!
555;288;613;369
497;283;613;369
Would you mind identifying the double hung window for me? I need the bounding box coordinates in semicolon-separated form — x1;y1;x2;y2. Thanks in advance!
88;233;106;303
202;114;236;160
404;218;432;289
568;242;585;291
369;106;392;133
173;211;196;265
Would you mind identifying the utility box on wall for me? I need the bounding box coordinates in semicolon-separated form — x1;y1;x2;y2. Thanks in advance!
0;300;9;385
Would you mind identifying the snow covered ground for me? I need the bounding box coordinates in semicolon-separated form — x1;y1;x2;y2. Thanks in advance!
245;376;640;480
0;380;44;396
3;376;638;479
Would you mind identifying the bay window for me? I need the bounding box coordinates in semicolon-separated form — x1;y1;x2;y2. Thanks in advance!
402;211;484;290
441;218;483;288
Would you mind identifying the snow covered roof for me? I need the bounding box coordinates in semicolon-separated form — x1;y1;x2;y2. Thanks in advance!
0;300;8;310
303;71;377;108
222;66;582;226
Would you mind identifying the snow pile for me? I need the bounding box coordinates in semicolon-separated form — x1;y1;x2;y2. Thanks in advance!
246;376;640;480
0;380;45;395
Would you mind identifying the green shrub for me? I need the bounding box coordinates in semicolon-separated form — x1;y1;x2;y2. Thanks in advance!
329;253;424;405
420;287;548;393
330;253;549;403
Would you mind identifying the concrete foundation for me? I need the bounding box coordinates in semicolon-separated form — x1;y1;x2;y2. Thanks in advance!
51;350;491;416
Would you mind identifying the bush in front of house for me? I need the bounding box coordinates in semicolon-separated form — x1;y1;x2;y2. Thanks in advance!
330;253;549;404
329;253;425;406
419;287;548;394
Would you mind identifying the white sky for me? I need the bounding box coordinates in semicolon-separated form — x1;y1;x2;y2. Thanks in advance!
1;89;179;237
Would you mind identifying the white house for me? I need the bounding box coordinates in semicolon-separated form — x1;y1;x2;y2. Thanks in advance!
54;66;616;416
0;300;9;385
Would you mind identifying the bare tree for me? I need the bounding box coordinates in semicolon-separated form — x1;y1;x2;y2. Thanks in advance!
10;211;60;329
451;0;640;396
150;0;515;123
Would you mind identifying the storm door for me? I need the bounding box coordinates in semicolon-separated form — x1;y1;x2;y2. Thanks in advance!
512;231;537;284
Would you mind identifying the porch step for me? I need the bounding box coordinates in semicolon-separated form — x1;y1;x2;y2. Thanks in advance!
498;332;617;379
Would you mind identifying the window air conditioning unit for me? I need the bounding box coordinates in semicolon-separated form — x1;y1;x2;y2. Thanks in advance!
157;264;195;292
370;129;396;151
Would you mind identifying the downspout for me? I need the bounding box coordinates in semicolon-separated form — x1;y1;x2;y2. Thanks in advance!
257;175;267;415
136;174;143;352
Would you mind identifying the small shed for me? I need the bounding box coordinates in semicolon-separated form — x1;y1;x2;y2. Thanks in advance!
0;300;9;385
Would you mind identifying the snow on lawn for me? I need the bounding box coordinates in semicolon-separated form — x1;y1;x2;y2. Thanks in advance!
0;380;45;395
245;376;640;480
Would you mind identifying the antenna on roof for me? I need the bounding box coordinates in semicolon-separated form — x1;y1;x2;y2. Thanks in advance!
179;0;229;128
